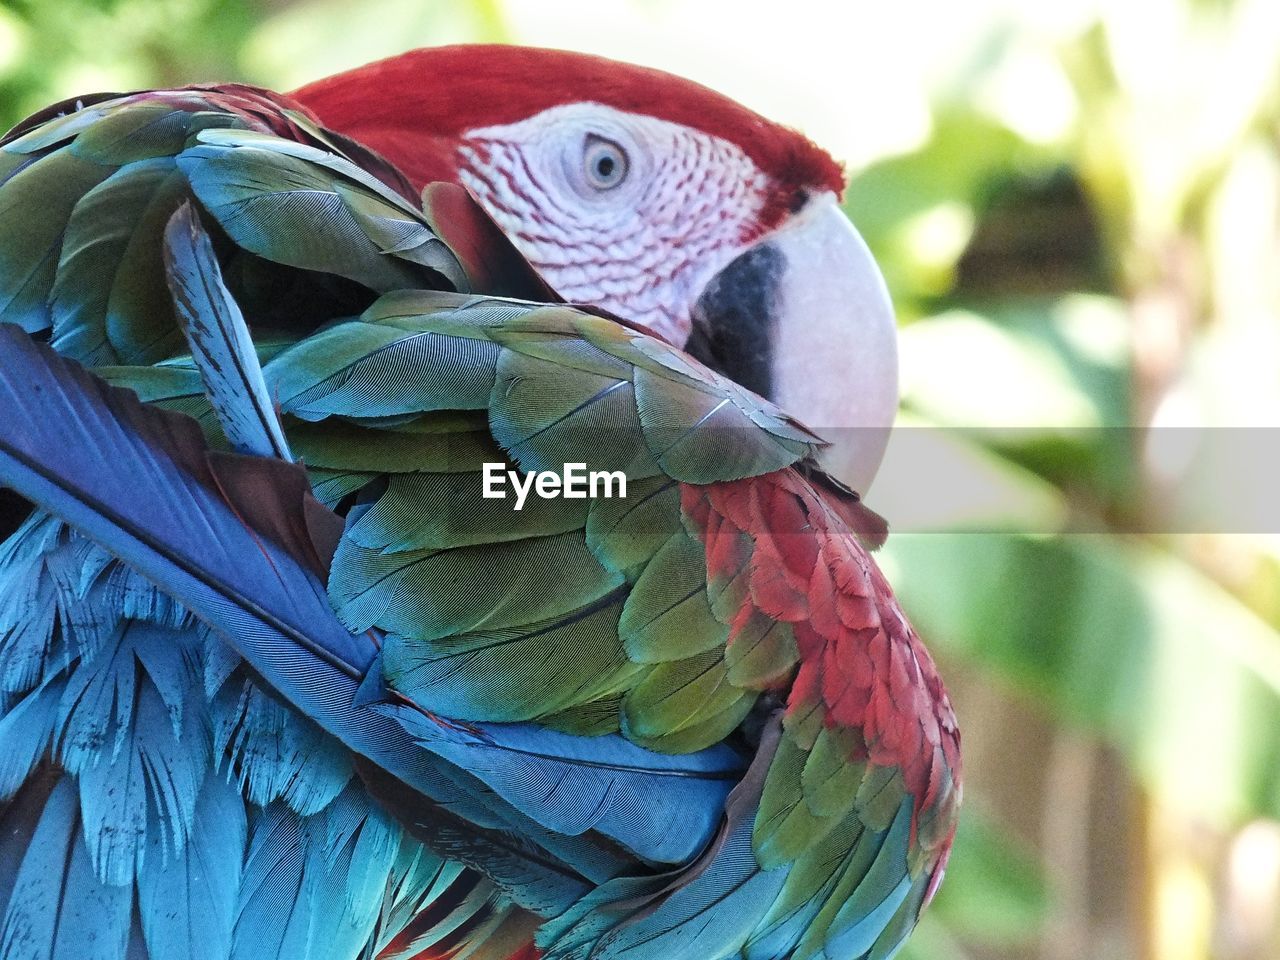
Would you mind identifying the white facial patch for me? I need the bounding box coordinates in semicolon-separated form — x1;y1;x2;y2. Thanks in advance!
456;103;770;342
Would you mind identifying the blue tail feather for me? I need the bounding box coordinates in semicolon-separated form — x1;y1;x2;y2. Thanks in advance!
137;772;245;960
0;776;132;960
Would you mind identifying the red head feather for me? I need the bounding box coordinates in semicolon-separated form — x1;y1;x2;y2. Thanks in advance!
292;45;845;213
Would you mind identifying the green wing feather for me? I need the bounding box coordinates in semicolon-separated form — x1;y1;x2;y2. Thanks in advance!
257;291;821;769
0;89;467;367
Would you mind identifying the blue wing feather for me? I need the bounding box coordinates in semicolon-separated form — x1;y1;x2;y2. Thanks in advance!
0;777;132;960
0;517;66;693
209;668;353;816
0;676;62;801
369;845;465;956
823;800;915;959
162;201;293;461
539;809;790;960
0;325;442;796
233;802;310;960
390;707;743;865
231;786;399;960
57;620;211;885
304;786;402;960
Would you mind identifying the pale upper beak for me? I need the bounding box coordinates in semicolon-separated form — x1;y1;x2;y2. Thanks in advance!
685;192;899;494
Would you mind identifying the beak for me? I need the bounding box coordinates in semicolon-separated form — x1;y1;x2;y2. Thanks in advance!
685;192;899;494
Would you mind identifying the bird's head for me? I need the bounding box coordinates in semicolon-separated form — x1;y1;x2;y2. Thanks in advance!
293;45;897;492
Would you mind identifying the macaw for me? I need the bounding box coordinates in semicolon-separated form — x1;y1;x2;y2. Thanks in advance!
0;45;960;960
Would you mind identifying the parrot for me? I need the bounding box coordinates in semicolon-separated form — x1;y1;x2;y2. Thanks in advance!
0;44;961;960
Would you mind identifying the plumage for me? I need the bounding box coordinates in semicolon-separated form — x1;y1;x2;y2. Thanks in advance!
0;45;959;960
51;156;187;364
388;709;743;864
136;773;245;960
163;201;293;460
177;135;464;292
0;777;133;960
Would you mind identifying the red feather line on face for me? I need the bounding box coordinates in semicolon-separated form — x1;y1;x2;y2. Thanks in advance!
291;45;846;226
682;473;962;858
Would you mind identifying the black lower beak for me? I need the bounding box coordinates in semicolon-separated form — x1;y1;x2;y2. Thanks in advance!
683;243;784;403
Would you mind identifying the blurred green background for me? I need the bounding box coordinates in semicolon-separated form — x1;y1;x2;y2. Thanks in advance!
2;1;1277;958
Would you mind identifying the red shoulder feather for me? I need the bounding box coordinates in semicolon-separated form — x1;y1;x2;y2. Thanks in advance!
683;471;962;860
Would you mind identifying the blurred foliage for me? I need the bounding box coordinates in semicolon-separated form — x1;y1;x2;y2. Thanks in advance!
848;3;1280;958
0;0;261;118
1;1;1277;958
0;0;509;128
929;806;1051;948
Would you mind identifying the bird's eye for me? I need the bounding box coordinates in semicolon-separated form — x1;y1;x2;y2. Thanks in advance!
583;136;629;190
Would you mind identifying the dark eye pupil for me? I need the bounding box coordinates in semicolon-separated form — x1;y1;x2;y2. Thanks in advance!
596;155;615;178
